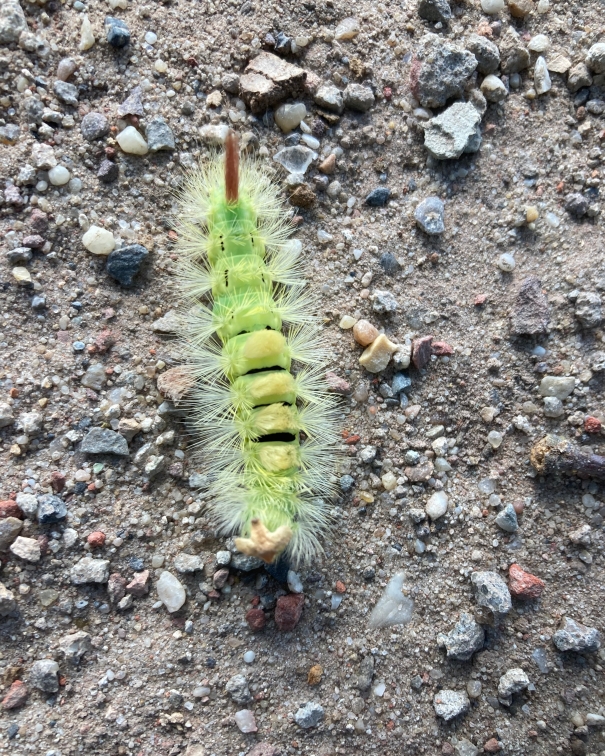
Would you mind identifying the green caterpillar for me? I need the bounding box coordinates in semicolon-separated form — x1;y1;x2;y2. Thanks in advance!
175;131;338;565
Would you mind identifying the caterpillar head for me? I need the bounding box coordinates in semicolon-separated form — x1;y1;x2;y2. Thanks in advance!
234;518;293;564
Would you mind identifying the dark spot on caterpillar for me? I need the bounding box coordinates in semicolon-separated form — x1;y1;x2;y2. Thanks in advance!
244;365;286;375
256;432;296;443
224;269;229;287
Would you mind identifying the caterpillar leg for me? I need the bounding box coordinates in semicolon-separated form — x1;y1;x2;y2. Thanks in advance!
234;518;293;564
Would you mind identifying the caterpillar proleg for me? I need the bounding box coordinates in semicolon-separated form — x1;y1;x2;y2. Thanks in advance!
175;131;339;565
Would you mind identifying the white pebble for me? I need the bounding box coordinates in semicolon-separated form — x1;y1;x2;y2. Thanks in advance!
537;0;549;11
116;126;149;155
487;430;503;448
425;490;448;520
498;253;516;272
274;102;306;133
79;14;95;51
156;571;186;613
145;31;157;45
480;0;504;13
243;651;256;664
287;569;304;593
48;165;71;186
528;34;550;52
82;225;116;256
534;56;551;95
373;682;386;697
301;134;320;150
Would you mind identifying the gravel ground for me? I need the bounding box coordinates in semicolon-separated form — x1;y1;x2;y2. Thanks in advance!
1;0;605;755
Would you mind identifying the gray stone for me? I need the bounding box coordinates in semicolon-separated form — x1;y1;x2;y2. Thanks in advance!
424;101;482;160
591;350;605;372
222;72;240;93
433;689;470;720
30;660;59;693
455;739;479;756
414;196;445;235
471;570;512;615
37;494;66;524
411;35;477;108
0;0;27;45
80;362;107;391
152;309;181;334
437;612;484;661
510;276;549;336
365;187;390;206
106;244;149;287
105;16;130;47
81;112;110;141
145;116;175;152
239;52;306;114
6;247;32;264
0;582;17;615
567;62;593;93
10;536;41;563
97;159;119;183
24;97;44;124
543;396;564;418
117;86;144;117
314;84;344;114
81;428;129;456
58;631;92;665
497;667;530;706
553;617;601;653
495;504;518;533
226;674;252;705
0;517;23;550
371;289;398;314
586;43;605;74
539;376;575;400
418;0;451;24
575;291;602;328
0;401;14;428
53;80;79;106
173;553;203;573
356;655;374;691
70;557;110;584
230;552;264;571
294;701;324;728
466;33;500;74
31;142;57;170
343;83;375;112
17;410;42;435
499;27;530;74
565;192;589;218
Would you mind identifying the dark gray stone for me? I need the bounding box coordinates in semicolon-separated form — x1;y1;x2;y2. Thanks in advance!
81;112;110;141
106;244;148;287
510;276;550;337
97;159;119;183
565;193;589;217
80;428;129;456
418;0;451;24
226;674;252;704
343;83;375;112
415;196;445;234
392;372;412;394
6;247;32;265
29;660;59;693
145;116;175;152
365;187;390;207
105;16;130;48
356;655;374;691
379;252;399;275
466;33;500;74
437;612;485;661
294;701;324;728
37;494;67;524
574;291;602;329
495;504;518;533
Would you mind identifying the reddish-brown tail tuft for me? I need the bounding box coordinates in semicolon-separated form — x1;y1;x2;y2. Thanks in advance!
224;130;239;204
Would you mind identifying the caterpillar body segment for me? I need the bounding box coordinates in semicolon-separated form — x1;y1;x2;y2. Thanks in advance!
176;131;338;565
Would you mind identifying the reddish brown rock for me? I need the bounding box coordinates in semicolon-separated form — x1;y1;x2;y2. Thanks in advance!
29;208;49;234
289;184;316;208
2;680;28;710
88;329;117;355
335;580;346;593
22;234;45;249
50;471;66;493
412;335;433;369
126;570;149;597
107;573;128;604
87;531;106;548
484;738;501;753
37;534;50;555
508;563;545;600
156;366;195;404
0;500;23;519
245;608;266;632
275;593;304;631
431;341;453;357
213;568;229;589
584;416;602;434
325;371;351;395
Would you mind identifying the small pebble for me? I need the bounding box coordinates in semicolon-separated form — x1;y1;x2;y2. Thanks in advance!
48;166;70;186
243;651;256;664
498;253;516;272
82;225;116;256
116;126;149;155
105;16;130;48
414;196;445;235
